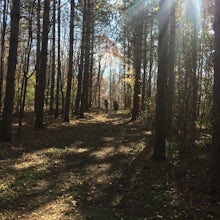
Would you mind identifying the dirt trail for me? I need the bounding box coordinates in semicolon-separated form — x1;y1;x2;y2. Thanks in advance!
1;111;219;220
0;111;148;219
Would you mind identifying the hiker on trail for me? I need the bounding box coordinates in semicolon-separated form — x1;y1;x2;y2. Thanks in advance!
104;99;109;114
113;100;118;112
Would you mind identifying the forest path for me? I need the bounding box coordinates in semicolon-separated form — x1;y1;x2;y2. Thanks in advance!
1;110;219;219
0;110;150;219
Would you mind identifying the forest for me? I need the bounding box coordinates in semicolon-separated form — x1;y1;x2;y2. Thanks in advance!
0;0;220;219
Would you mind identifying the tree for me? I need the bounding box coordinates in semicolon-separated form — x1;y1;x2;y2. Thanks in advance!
183;0;199;149
64;0;75;122
131;18;143;121
141;18;148;113
80;0;92;118
0;0;8;114
0;0;20;141
146;14;156;127
49;0;56;114
153;0;169;160
166;0;176;135
55;0;62;118
74;2;86;116
34;0;41;113
212;0;220;187
35;0;50;128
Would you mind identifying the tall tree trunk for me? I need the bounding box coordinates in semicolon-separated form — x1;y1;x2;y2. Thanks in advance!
88;15;94;109
97;56;101;108
74;43;84;115
126;40;132;110
80;0;91;118
179;0;199;156
34;0;41;113
212;0;220;187
74;2;88;116
166;0;176;135
141;20;148;112
50;0;56;114
35;0;50;128
0;0;8;114
153;0;169;160
188;23;198;145
0;0;20;141
64;0;75;122
60;71;65;117
109;68;112;104
123;36;127;110
146;19;154;126
79;0;89;118
55;0;61;118
131;19;143;121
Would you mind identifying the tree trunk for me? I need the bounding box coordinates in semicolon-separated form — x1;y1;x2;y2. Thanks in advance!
35;0;50;128
188;24;198;146
55;0;61;118
88;15;94;109
126;40;132;110
123;36;127;110
50;0;56;114
0;0;20;141
75;0;86;116
97;55;101;108
131;19;143;121
153;0;169;160
146;19;154;126
0;0;8;114
34;0;41;113
212;0;220;187
74;45;84;115
80;0;91;118
141;20;148;112
79;0;90;118
166;0;176;135
64;0;75;122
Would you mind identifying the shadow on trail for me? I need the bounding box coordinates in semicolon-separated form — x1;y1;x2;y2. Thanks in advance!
0;111;151;219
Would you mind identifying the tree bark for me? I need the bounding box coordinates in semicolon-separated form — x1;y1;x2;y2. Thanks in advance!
0;0;20;141
35;0;50;128
55;0;61;118
88;14;94;110
141;20;148;112
64;0;75;122
212;0;220;187
49;0;56;114
0;0;8;114
153;0;169;160
166;0;176;135
131;19;143;121
80;0;91;118
34;0;41;113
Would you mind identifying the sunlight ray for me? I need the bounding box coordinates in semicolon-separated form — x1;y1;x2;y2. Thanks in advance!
191;0;202;28
122;0;155;19
184;0;202;27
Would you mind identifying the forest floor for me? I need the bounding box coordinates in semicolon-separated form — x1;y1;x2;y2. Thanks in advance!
0;110;219;220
